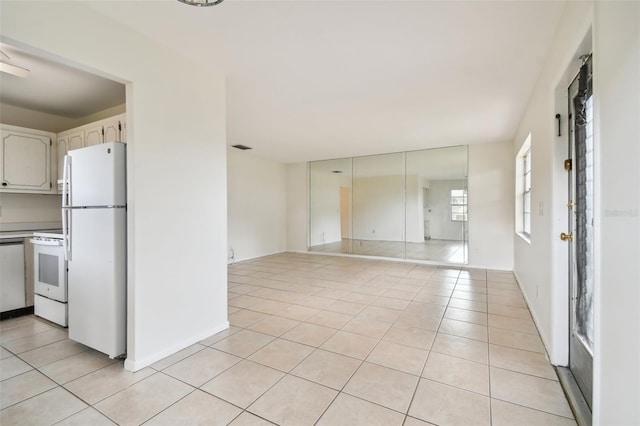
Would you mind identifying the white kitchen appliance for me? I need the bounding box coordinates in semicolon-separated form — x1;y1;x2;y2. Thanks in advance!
62;141;126;358
0;238;25;313
30;232;68;326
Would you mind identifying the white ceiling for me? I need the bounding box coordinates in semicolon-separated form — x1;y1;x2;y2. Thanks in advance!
4;1;566;164
0;43;125;119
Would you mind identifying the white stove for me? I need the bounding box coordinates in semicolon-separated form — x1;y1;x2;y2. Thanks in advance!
30;232;67;327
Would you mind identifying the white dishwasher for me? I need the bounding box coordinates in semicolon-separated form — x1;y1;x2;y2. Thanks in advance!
0;239;26;313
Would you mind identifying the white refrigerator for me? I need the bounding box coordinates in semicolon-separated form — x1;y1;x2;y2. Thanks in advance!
62;142;126;358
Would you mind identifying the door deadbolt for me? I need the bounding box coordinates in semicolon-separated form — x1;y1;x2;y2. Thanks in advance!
560;232;573;242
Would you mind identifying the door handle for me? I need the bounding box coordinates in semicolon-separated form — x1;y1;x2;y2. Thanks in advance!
560;232;573;242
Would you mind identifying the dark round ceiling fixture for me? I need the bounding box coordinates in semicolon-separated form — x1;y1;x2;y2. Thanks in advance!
177;0;224;6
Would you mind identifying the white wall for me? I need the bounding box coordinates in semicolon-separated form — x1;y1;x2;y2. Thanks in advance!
467;142;514;270
1;1;228;371
286;163;308;252
227;148;286;262
593;2;639;423
513;1;640;423
0;194;61;228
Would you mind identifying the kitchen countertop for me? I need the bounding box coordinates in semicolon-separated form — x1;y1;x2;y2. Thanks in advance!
0;229;63;240
0;231;36;240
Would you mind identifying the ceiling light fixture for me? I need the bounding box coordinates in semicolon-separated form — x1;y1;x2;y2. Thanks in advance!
177;0;224;6
0;50;30;78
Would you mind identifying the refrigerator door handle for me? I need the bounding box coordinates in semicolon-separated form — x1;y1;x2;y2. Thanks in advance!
63;209;72;261
62;155;71;208
62;155;72;261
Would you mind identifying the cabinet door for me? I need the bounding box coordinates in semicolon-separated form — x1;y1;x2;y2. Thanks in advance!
103;117;122;143
1;129;52;192
84;124;103;147
57;130;84;193
57;135;68;183
68;131;84;151
118;114;127;143
0;243;26;312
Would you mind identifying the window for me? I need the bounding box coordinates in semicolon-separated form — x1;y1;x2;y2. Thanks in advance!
523;148;531;235
515;133;531;241
514;133;532;243
451;189;467;222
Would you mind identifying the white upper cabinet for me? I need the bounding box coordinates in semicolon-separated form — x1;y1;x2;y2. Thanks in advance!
54;114;126;193
68;130;84;152
57;130;85;184
1;125;55;193
1;114;126;194
84;123;103;147
77;114;126;147
57;134;68;184
103;115;124;143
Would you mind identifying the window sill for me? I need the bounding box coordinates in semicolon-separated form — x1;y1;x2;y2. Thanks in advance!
516;232;531;244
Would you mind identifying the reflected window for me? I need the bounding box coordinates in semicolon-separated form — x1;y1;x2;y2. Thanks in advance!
450;189;468;222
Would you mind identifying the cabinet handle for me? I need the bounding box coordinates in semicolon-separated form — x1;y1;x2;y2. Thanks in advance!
2;182;7;186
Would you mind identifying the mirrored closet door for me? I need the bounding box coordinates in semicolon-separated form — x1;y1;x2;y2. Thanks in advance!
308;146;468;264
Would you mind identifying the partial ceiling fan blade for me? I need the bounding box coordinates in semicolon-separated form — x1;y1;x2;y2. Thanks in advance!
0;61;30;78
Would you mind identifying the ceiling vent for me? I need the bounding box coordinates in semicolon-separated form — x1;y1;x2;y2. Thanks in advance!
232;144;252;151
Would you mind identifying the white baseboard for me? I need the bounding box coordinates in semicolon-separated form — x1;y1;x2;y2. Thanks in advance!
124;321;229;372
513;271;552;359
230;250;287;264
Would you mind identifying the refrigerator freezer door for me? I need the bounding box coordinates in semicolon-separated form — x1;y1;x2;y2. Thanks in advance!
68;207;126;358
69;142;126;207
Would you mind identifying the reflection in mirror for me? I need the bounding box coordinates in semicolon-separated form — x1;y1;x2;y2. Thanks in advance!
406;146;468;263
352;152;405;259
308;158;352;254
308;145;468;264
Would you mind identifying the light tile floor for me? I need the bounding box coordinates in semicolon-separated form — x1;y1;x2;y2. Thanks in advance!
0;252;576;425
